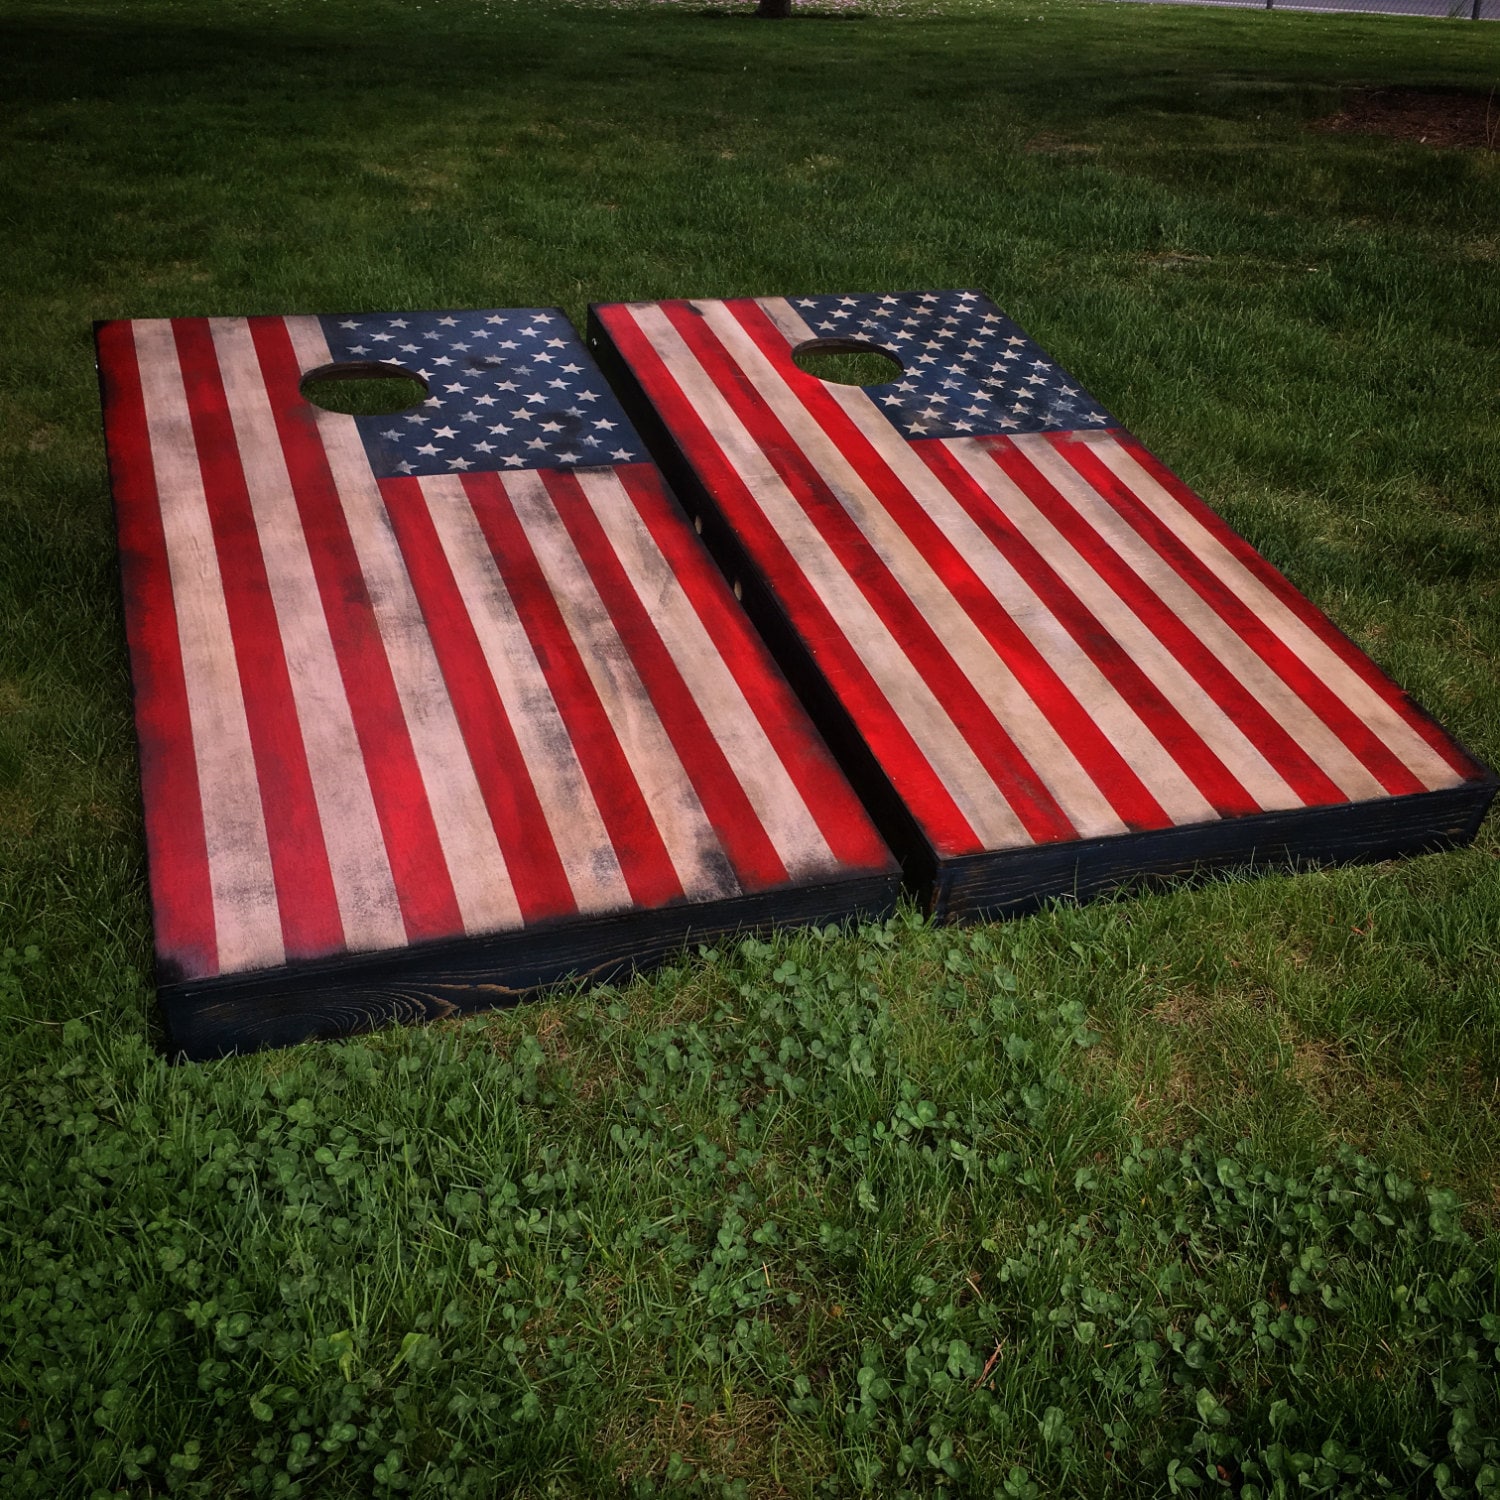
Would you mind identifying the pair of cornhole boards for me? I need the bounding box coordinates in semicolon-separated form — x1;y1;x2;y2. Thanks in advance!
96;290;1496;1058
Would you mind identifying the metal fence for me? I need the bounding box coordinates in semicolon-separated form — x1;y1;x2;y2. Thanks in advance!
1115;0;1496;17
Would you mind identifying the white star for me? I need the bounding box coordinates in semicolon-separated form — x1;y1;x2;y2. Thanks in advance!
539;420;564;434
473;441;496;454
405;414;428;425
438;316;458;327
495;380;518;392
415;442;441;456
610;448;634;461
545;338;566;350
338;319;361;329
444;382;468;394
388;318;408;328
547;378;570;391
510;408;533;421
422;331;440;341
370;333;393;343
526;437;547;451
486;314;506;325
576;390;600;403
347;344;369;355
555;451;579;463
502;454;524;467
593;417;618;431
531;313;554;324
380;429;402;440
525;392;547;406
1005;336;1026;347
532;352;554;365
459;413;479;424
446;457;473;470
451;341;470;352
398;343;419;354
560;362;583;375
497;340;518;351
396;460;415;474
431;356;453;368
473;394;496;407
488;422;512;436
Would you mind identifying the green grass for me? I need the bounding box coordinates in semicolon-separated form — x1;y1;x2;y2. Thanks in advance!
2;0;1499;1493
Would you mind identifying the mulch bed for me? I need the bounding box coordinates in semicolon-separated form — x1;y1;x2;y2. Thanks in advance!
1313;86;1499;150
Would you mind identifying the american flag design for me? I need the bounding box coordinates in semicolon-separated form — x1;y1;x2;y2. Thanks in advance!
591;291;1493;903
96;309;896;1003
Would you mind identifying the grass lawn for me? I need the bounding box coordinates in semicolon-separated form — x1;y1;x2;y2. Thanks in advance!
3;0;1500;1493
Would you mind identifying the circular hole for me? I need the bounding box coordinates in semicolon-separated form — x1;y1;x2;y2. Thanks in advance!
791;338;904;387
299;361;429;416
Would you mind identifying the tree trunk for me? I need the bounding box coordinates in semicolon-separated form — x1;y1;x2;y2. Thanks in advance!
756;0;793;16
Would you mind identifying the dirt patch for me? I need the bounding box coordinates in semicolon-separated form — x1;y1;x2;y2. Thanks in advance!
1312;86;1499;151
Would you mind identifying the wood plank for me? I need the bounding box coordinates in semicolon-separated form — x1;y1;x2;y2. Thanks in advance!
97;306;899;1056
588;289;1496;917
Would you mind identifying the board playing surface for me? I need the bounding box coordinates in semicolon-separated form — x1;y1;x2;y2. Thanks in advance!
96;307;898;1056
590;290;1495;915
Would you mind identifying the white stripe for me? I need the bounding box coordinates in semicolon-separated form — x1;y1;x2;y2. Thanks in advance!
941;437;1309;813
1082;434;1464;793
625;302;1031;852
703;299;1129;840
757;297;1223;830
573;467;839;880
208;319;406;954
282;317;522;937
415;475;633;916
131;320;283;973
500;469;738;901
1016;434;1392;803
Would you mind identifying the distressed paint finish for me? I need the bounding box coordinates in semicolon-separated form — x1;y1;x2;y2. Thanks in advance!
589;290;1496;915
97;308;898;1056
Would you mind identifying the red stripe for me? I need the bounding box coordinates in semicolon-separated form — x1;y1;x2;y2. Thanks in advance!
97;321;218;981
542;467;790;893
171;320;344;961
460;472;684;908
247;317;464;942
915;437;1263;820
616;464;893;872
379;476;575;925
660;299;1078;846
730;299;1171;833
1051;433;1426;799
982;435;1349;808
598;302;984;858
1113;434;1479;780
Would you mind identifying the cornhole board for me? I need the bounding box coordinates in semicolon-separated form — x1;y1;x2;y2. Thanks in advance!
589;290;1496;919
95;307;899;1058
